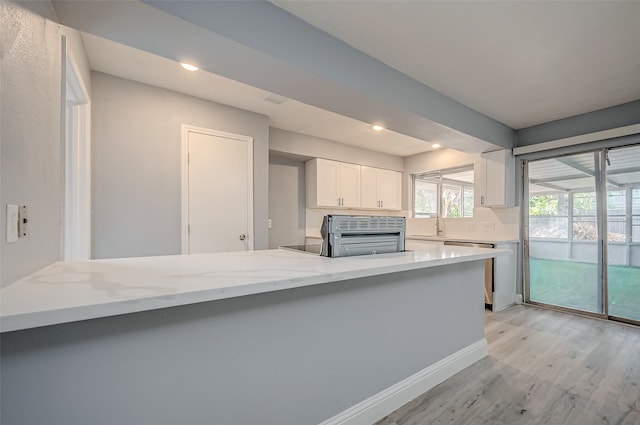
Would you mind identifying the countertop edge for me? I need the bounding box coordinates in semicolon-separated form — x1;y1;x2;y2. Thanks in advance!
0;248;509;333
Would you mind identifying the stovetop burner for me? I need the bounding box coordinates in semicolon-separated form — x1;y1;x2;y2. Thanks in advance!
279;244;322;255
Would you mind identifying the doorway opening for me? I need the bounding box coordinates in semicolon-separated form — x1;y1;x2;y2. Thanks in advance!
523;144;640;325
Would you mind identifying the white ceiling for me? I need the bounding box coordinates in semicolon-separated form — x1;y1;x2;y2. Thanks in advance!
81;33;434;157
78;1;640;158
273;0;640;129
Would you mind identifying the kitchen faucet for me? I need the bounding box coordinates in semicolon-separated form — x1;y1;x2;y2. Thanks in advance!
436;175;445;236
436;215;444;235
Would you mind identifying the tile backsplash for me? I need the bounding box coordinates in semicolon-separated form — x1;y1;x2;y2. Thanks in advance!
406;207;520;241
305;207;519;242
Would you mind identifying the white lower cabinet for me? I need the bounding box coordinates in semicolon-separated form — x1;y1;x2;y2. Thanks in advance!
493;242;518;312
360;166;401;210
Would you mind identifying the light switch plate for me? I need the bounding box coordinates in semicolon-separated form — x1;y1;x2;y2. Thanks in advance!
18;205;28;238
6;204;19;243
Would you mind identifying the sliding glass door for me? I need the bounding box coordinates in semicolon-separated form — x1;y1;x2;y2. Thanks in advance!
605;145;640;323
525;145;640;324
525;152;603;314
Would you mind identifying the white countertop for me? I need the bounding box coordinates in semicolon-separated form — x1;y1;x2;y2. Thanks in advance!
0;246;507;333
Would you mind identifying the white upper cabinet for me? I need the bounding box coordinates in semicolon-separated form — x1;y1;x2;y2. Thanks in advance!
479;149;515;207
359;166;378;208
306;158;360;208
338;162;361;208
360;166;401;210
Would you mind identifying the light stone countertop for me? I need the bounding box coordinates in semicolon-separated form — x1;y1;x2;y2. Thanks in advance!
0;246;508;333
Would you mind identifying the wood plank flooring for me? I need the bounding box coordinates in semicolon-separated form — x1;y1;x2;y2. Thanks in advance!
375;305;640;425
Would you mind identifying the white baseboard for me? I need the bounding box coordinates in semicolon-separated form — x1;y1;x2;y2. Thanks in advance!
319;338;488;425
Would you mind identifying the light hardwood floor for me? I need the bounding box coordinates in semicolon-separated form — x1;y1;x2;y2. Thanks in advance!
375;305;640;425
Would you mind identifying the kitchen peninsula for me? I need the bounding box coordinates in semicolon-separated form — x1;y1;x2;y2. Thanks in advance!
1;245;507;425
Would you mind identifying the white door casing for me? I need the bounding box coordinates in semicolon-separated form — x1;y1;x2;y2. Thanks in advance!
64;42;91;261
181;125;253;254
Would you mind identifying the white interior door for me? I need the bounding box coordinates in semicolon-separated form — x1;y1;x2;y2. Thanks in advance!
182;126;253;254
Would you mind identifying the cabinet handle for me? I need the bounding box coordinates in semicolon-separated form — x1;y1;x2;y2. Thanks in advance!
381;200;383;208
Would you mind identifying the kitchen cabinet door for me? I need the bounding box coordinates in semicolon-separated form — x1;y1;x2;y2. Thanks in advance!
360;166;401;210
359;166;379;209
480;150;515;207
306;158;360;208
377;168;401;210
314;159;339;207
493;242;518;312
338;162;361;208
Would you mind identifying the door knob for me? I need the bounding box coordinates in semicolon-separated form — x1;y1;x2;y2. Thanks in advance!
239;234;247;241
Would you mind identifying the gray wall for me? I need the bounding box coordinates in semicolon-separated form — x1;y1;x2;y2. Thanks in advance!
268;153;306;249
1;261;485;425
0;1;62;287
91;72;269;259
516;100;640;147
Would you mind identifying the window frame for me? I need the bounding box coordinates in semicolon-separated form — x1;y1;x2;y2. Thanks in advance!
412;165;474;219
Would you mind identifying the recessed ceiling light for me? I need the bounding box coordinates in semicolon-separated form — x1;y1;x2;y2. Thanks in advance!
180;63;199;71
432;143;441;148
372;125;384;131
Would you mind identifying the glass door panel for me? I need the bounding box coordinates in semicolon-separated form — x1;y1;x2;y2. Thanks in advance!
606;145;640;323
526;152;603;314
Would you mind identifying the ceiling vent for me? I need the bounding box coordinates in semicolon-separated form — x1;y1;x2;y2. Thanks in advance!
263;92;286;105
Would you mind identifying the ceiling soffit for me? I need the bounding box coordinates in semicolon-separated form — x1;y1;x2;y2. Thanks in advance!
52;0;514;153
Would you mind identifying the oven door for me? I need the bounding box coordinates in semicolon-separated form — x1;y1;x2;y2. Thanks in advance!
335;234;401;257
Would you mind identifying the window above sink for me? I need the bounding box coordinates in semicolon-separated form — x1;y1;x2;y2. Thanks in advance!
413;165;475;218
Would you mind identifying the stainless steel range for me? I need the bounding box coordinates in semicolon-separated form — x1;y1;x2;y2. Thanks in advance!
320;215;406;257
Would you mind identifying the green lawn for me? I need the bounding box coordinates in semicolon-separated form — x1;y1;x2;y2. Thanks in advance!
529;258;640;322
